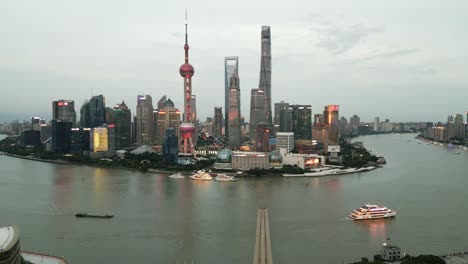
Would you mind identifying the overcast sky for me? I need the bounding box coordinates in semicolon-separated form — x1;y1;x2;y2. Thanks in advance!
1;0;467;123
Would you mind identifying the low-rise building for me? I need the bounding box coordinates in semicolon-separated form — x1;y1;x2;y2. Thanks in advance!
232;151;270;170
282;153;325;170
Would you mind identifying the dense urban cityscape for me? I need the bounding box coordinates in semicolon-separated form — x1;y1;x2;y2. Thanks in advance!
1;3;468;264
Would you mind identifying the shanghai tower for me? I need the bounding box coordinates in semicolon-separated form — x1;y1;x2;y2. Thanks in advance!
259;26;272;129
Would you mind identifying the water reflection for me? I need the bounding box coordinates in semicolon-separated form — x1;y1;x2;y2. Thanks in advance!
354;218;394;243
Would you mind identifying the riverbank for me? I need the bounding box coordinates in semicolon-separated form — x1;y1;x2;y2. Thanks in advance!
417;137;468;151
283;166;376;177
2;153;177;174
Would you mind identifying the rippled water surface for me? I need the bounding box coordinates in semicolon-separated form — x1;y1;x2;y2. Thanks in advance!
1;133;467;263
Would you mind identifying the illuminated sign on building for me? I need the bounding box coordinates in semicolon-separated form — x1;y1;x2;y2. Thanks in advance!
92;127;108;152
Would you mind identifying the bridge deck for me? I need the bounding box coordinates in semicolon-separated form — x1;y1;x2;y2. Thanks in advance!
253;208;273;264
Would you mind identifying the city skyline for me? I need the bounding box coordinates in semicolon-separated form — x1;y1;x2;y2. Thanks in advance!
1;1;468;123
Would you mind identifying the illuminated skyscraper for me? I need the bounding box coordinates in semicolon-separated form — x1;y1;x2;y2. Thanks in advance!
214;107;223;139
227;74;241;149
324;105;340;147
178;14;196;155
249;89;265;142
259;26;272;129
225;56;239;139
136;95;154;145
155;98;181;145
52;100;76;126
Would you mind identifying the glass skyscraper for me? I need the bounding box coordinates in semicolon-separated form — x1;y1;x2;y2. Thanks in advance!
227;74;241;149
249;89;265;142
136;95;154;145
52;100;76;126
259;26;272;129
224;56;239;139
80;95;106;128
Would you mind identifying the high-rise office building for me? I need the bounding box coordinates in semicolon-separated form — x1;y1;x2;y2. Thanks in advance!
214;107;223;139
155;98;181;145
279;106;292;132
290;105;312;140
312;124;329;154
70;128;90;154
179;17;196;155
90;127;109;153
31;117;42;131
190;95;198;146
350;115;360;128
225;56;239;139
52;100;76;126
274;101;289;126
276;132;294;153
203;117;214;136
163;127;178;164
249;89;265;141
259;26;272;129
40;124;52;143
51;119;72;153
325;105;340;147
227;74;241;149
254;123;270;152
339;117;348;135
373;117;380;132
109;101;132;149
314;114;324;125
136;95;154;145
80;95;106;128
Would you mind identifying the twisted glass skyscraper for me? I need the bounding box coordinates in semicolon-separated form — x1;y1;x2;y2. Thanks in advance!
259;26;272;128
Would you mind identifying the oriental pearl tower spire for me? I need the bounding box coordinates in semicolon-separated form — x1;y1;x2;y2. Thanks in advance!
179;10;196;156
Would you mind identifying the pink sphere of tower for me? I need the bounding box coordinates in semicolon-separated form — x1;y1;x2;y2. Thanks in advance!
180;122;196;138
179;63;194;77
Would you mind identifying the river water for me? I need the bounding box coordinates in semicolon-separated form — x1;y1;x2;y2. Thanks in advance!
1;133;467;263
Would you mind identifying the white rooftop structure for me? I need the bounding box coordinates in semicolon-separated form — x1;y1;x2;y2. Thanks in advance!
131;145;155;154
0;226;15;251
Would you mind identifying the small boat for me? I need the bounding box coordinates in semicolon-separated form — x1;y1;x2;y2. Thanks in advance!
75;213;113;219
349;204;396;220
453;152;461;154
169;173;185;179
189;170;212;181
214;174;237;182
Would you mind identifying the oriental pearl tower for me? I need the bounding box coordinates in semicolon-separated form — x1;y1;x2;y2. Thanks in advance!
179;13;196;156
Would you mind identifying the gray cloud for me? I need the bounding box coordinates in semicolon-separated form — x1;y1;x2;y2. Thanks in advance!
311;23;384;54
340;48;420;65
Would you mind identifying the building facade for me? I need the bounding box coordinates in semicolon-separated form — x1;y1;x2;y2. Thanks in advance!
259;26;273;129
213;107;223;139
225;56;239;139
276;132;294;153
136;95;155;145
155;98;181;146
231;151;270;170
163;127;178;164
52;100;76;126
51;119;72;153
108;101;132;149
249;89;265;142
227;74;241;149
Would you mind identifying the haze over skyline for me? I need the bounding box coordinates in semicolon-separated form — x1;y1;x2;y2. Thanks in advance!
1;0;467;123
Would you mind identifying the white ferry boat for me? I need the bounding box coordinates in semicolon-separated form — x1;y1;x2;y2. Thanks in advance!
169;173;185;179
189;170;213;181
214;174;237;182
349;204;396;220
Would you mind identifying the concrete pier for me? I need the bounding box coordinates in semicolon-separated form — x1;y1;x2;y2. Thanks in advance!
253;208;273;264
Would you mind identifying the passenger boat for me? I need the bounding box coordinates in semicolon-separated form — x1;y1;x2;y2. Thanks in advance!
189;170;213;181
75;213;113;219
214;174;237;182
349;204;396;220
169;172;185;179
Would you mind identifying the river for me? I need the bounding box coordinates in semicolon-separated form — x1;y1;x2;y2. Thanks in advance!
0;133;467;263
